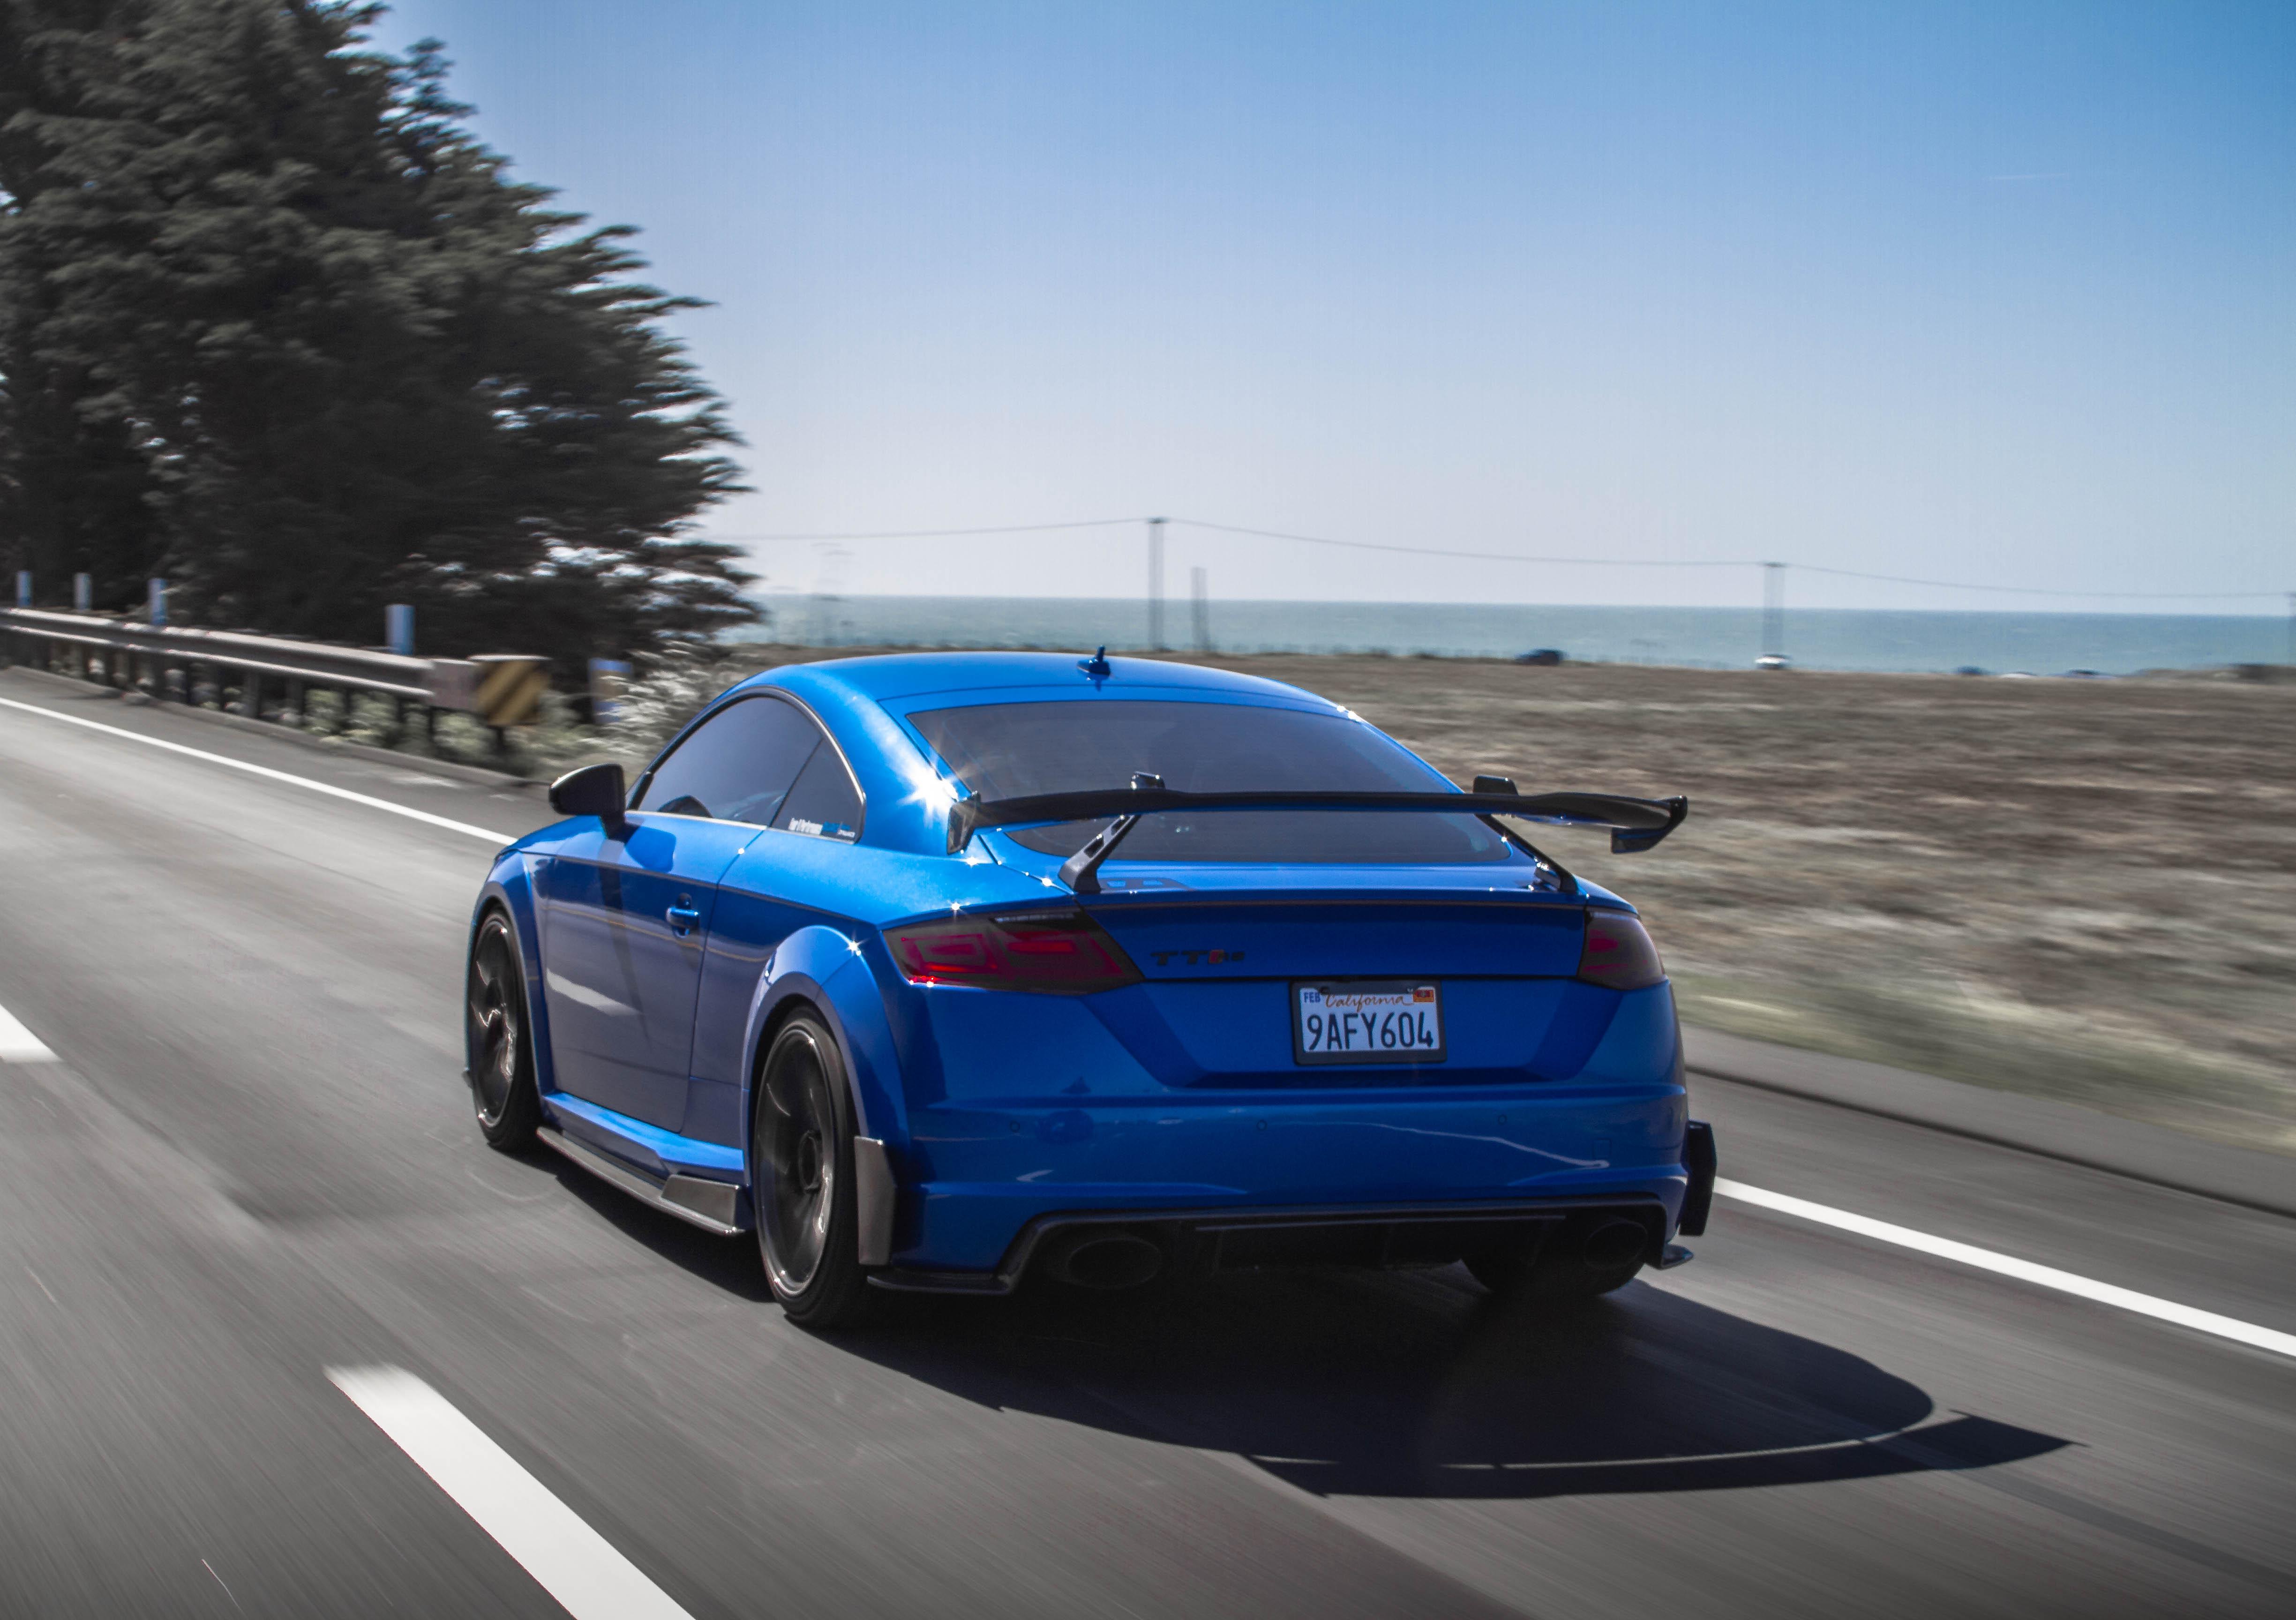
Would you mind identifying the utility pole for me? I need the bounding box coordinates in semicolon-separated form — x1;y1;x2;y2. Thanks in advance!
1146;517;1166;651
1761;562;1786;663
2286;591;2294;668
1190;566;1210;653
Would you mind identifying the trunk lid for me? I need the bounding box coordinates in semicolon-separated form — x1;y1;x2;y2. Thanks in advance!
1071;877;1608;1088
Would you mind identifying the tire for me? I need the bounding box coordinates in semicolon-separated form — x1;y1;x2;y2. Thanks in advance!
466;910;541;1150
753;1014;880;1328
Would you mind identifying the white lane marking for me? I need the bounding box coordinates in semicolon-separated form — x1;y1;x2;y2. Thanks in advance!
201;1558;244;1614
1717;1178;2296;1361
0;695;518;845
0;999;57;1062
328;1366;693;1620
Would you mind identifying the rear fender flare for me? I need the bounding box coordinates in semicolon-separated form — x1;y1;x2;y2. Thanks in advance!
745;927;907;1264
469;860;559;1097
744;925;907;1154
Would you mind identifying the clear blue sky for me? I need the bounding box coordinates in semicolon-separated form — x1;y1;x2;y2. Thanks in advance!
380;0;2291;611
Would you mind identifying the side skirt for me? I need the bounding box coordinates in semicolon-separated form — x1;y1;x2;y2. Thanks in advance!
536;1125;743;1236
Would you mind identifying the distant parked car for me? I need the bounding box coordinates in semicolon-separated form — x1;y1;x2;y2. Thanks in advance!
1955;666;1986;677
1754;653;1791;671
462;652;1714;1326
1513;648;1564;666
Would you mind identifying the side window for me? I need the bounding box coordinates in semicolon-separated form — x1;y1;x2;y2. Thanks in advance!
634;697;820;825
772;743;863;842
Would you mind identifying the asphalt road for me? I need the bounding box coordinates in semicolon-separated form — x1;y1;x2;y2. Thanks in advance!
0;668;2290;1619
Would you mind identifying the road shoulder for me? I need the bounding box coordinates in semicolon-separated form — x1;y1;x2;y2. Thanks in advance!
1686;1026;2296;1220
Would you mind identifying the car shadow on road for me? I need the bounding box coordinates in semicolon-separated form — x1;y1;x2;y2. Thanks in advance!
519;1147;775;1301
828;1267;2070;1502
525;1157;2070;1503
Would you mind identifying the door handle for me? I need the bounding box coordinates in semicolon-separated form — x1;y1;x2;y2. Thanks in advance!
665;905;702;937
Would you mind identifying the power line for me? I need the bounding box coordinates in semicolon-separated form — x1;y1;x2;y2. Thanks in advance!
1167;517;1757;567
701;513;2285;601
1792;563;2284;600
710;518;1144;542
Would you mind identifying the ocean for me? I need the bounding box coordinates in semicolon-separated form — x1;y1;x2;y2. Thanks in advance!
739;596;2290;676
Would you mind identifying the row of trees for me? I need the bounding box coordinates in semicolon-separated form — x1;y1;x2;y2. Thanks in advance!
0;0;758;666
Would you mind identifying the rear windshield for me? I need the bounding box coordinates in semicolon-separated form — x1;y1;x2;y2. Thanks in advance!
908;699;1512;864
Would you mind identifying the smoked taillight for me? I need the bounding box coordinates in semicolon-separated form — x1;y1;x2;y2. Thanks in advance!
884;910;1143;994
1577;909;1666;990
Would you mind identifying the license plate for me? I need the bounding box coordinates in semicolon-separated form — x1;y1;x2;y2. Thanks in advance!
1293;981;1446;1065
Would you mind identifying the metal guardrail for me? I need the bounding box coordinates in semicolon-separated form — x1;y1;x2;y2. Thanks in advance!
0;606;507;731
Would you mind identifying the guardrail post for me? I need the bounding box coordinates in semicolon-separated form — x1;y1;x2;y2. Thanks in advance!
241;667;263;719
588;658;631;725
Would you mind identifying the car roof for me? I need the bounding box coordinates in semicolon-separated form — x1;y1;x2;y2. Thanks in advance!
740;651;1340;708
649;652;1624;894
703;652;1355;859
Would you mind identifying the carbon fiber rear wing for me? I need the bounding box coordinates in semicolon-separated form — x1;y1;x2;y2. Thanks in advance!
944;785;1689;893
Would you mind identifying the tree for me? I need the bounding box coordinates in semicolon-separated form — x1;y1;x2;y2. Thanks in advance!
0;0;173;607
0;0;755;664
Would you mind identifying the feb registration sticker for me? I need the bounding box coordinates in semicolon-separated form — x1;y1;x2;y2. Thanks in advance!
1293;981;1446;1065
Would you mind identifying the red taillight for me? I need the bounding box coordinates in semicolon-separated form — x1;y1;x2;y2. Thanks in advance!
885;910;1143;994
1577;909;1666;990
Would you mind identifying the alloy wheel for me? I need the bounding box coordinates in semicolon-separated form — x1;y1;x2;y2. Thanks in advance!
466;918;521;1126
761;1029;839;1295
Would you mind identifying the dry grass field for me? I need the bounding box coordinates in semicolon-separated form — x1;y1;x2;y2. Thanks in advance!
1217;653;2296;1153
559;646;2296;1154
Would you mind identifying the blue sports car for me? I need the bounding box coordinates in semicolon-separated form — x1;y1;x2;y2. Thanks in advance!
464;651;1717;1327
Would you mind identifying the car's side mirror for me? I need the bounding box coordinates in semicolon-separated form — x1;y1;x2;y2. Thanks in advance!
548;762;627;830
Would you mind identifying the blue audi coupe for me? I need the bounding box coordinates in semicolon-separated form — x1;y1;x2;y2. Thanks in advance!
463;651;1717;1327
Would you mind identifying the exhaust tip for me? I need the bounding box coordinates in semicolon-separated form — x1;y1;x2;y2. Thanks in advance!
1043;1231;1165;1290
1582;1218;1649;1271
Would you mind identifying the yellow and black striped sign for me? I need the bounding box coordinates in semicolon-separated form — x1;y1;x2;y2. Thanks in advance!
469;656;549;727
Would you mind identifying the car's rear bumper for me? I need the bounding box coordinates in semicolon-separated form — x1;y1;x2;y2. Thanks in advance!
883;1086;1698;1278
871;1191;1683;1295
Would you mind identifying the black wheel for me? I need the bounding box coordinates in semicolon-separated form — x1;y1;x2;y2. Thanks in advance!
754;1014;879;1328
466;911;540;1150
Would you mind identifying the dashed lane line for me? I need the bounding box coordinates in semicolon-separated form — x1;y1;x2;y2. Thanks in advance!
329;1366;694;1620
0;695;518;845
1718;1178;2296;1361
0;998;57;1062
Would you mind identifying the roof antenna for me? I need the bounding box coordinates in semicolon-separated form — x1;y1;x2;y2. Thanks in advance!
1077;645;1111;684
